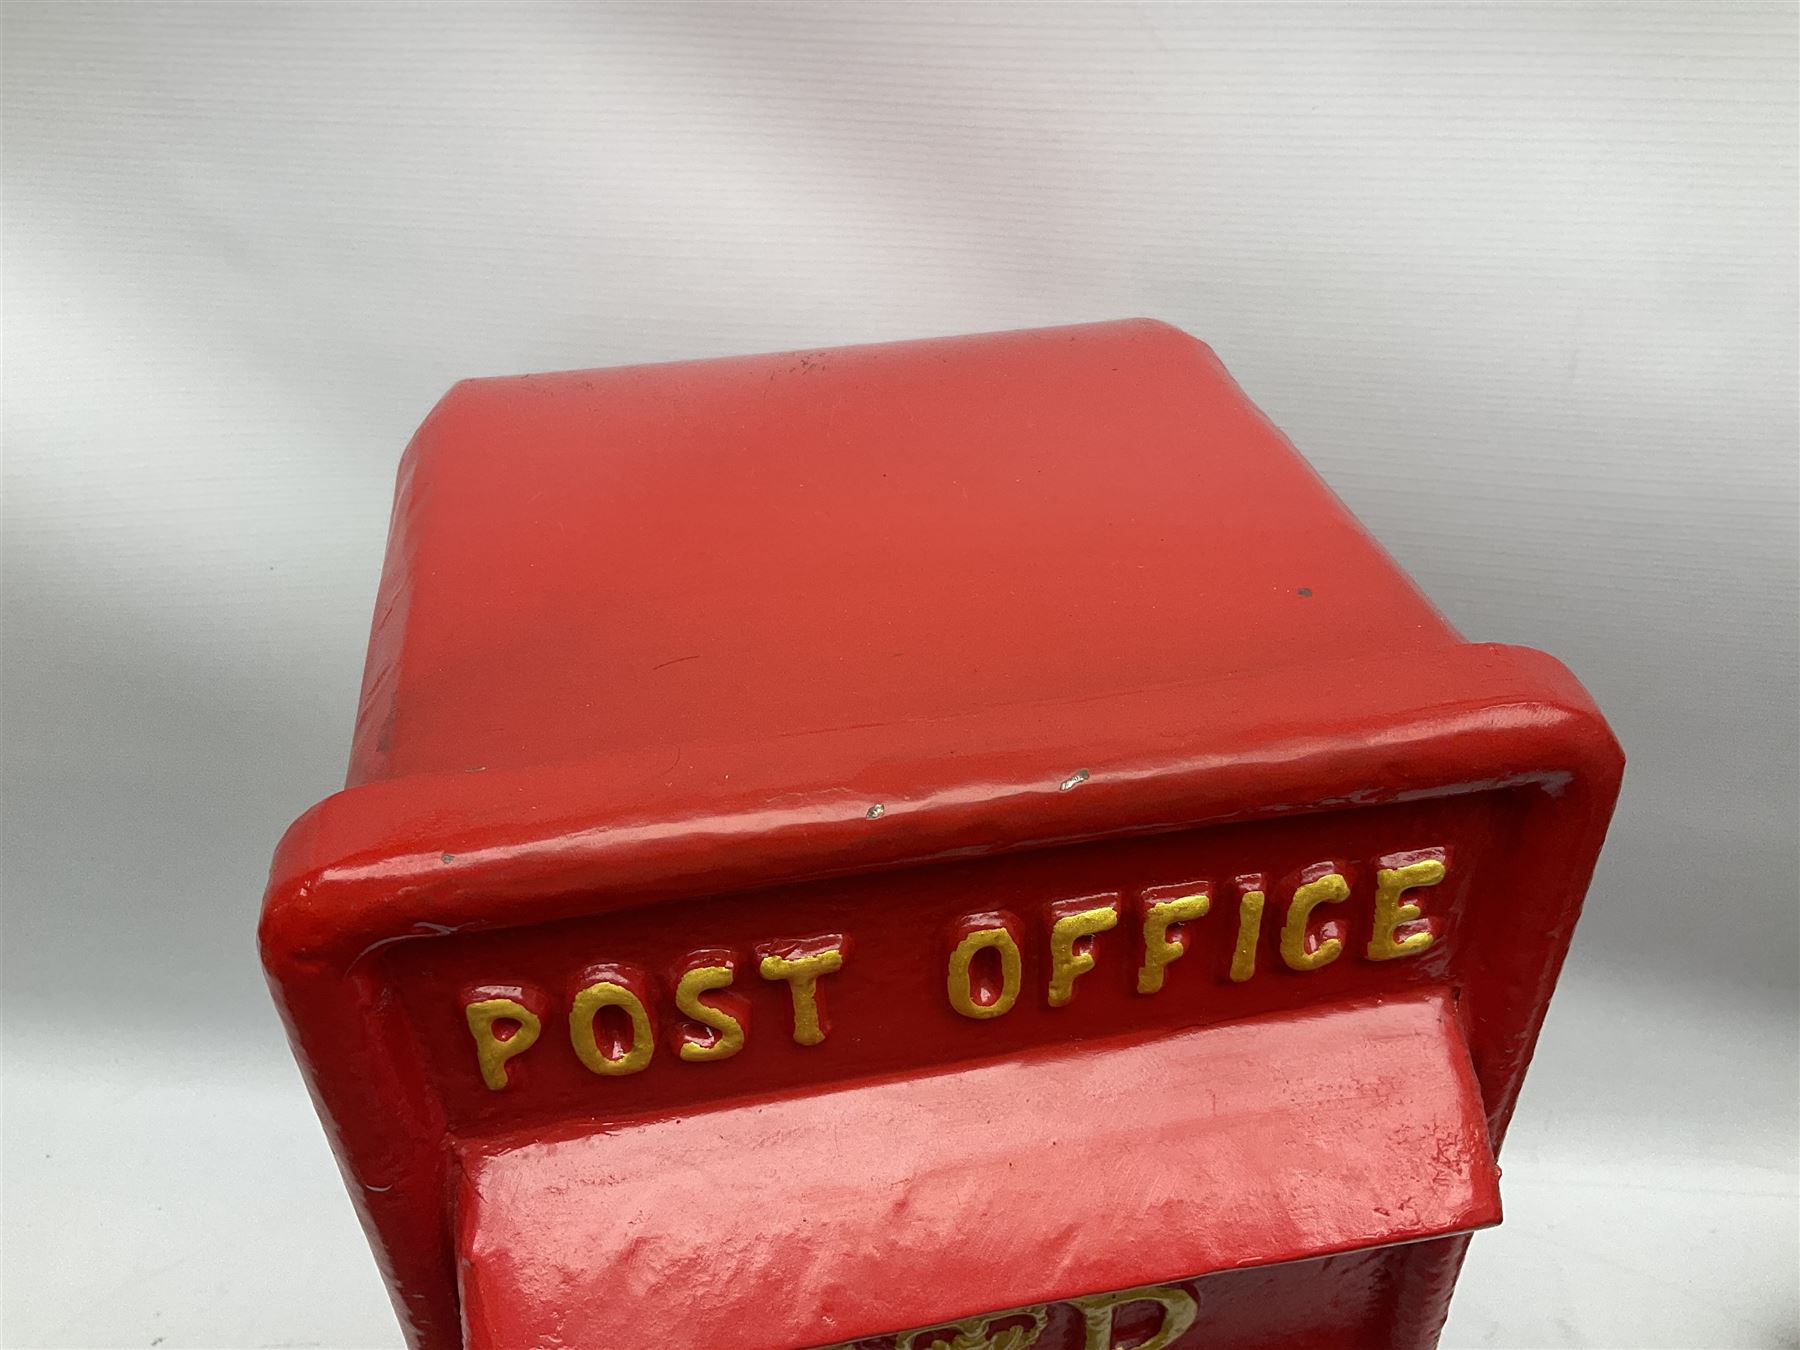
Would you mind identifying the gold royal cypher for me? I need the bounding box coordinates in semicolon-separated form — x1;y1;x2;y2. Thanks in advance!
820;1282;1197;1350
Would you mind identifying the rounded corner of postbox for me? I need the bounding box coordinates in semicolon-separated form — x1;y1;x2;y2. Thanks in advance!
1476;642;1625;794
398;373;511;472
258;788;390;983
1115;315;1222;362
258;801;334;976
417;371;492;424
1130;314;1203;341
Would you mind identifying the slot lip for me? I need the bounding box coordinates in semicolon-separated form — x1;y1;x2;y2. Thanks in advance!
452;987;1503;1350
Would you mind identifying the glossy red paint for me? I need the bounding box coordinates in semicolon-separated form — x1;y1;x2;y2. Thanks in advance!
458;990;1500;1350
261;320;1622;1350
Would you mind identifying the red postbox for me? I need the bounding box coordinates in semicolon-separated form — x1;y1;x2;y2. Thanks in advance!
261;320;1622;1350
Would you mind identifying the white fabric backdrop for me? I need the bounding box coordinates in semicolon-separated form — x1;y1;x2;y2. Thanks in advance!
3;3;1795;1347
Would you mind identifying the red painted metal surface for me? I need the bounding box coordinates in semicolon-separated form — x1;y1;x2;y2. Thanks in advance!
458;990;1500;1350
261;320;1622;1350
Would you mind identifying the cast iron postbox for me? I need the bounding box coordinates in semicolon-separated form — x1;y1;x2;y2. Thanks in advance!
261;320;1622;1350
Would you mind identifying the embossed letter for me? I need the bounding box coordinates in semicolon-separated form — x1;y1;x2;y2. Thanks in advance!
757;934;847;1046
569;965;655;1076
1047;897;1120;1007
1368;852;1447;961
1072;1284;1198;1350
672;953;747;1063
948;912;1024;1020
463;991;541;1091
1281;868;1350;972
1230;875;1266;983
1136;887;1210;995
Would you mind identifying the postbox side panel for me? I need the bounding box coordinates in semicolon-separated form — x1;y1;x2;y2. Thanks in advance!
391;791;1521;1135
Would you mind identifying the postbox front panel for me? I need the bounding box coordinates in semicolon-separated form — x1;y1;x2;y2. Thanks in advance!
391;790;1525;1135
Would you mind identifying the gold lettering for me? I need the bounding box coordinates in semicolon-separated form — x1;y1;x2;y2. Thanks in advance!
759;942;845;1046
569;979;654;1076
1368;856;1446;960
1136;891;1209;995
674;964;746;1062
464;997;540;1092
949;925;1022;1020
1230;883;1265;983
893;1305;1049;1350
1048;903;1120;1007
1071;1284;1198;1350
1281;871;1350;971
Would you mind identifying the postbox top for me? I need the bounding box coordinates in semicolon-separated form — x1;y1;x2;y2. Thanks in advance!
347;319;1456;787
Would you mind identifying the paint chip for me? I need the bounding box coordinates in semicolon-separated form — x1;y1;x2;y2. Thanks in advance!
1059;769;1090;792
866;803;885;819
